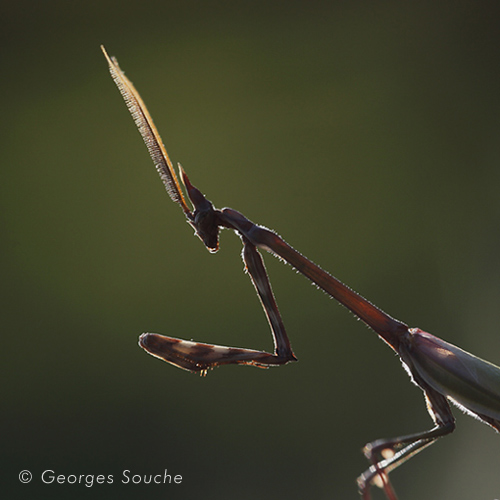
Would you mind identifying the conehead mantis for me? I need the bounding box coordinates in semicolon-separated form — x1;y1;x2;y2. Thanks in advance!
102;46;500;499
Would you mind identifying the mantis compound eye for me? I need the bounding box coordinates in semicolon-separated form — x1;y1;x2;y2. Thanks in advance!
178;164;220;252
192;207;220;252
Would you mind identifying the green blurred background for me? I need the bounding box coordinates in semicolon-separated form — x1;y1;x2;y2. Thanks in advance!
3;1;500;499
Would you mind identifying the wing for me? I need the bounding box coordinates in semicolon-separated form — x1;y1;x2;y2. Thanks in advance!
406;328;500;422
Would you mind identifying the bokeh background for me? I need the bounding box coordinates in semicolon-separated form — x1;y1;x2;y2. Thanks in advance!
3;1;500;499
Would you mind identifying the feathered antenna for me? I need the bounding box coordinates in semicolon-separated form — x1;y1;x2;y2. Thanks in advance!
101;45;192;217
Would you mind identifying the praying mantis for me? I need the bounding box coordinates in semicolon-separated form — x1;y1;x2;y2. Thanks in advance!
102;46;500;499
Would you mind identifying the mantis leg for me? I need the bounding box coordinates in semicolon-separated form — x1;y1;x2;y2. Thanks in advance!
219;207;409;351
357;386;455;499
242;239;297;363
139;234;296;374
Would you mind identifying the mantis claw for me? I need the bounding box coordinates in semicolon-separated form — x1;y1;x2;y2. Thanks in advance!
139;332;294;373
